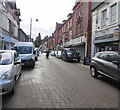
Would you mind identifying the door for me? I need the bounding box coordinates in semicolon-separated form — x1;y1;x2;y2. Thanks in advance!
105;53;120;80
97;53;109;74
14;52;21;80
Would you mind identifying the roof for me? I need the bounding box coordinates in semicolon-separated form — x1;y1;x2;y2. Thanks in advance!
55;22;62;30
96;51;119;54
92;1;104;11
14;42;34;47
0;50;16;54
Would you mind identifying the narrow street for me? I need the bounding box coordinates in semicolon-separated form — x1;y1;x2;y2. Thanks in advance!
2;54;118;108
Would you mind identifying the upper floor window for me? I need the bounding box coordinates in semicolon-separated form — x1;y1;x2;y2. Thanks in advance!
2;0;6;7
110;3;117;23
101;9;107;26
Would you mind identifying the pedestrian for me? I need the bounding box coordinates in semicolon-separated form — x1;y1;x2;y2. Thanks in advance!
46;49;49;59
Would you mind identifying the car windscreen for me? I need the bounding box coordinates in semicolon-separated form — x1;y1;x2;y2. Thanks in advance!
14;46;32;54
0;52;12;65
66;49;77;53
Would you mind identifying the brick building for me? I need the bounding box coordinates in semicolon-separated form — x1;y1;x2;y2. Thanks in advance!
53;1;92;60
71;1;92;59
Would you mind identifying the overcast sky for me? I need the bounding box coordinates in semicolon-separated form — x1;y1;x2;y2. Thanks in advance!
15;0;76;39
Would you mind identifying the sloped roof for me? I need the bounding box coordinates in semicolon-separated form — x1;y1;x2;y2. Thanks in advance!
55;22;62;29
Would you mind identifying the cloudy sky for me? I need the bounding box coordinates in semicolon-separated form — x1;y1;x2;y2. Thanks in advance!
15;0;76;39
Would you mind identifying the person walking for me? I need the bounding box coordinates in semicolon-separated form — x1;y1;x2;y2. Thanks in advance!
46;49;49;59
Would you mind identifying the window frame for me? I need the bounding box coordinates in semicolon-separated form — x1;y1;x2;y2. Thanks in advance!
101;9;107;26
110;3;117;23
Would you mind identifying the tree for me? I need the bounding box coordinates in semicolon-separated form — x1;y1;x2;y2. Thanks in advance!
34;33;41;47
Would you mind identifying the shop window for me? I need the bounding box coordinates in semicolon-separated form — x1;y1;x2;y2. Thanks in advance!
0;40;2;50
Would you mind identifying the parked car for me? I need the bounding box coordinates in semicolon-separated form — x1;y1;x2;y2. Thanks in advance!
61;48;81;62
90;51;120;82
0;50;22;95
14;42;36;68
54;51;57;57
56;51;62;59
50;51;55;56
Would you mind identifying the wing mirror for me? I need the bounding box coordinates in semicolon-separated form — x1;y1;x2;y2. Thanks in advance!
14;61;21;65
112;61;120;68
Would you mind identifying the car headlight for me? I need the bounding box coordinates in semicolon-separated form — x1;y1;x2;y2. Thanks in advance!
1;71;10;80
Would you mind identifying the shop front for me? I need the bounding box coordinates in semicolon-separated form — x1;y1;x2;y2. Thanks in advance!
93;32;119;56
0;33;19;50
95;41;119;52
64;36;86;60
0;35;4;50
0;39;3;50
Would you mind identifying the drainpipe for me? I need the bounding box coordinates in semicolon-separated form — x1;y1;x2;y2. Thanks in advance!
118;24;120;55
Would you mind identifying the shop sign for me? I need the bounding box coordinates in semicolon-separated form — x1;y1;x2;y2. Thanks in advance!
114;28;119;40
73;36;86;45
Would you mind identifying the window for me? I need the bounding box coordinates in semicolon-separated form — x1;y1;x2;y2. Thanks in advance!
99;53;108;61
0;52;12;65
101;9;107;26
14;46;33;54
106;53;120;63
14;52;19;62
95;53;101;58
110;3;117;23
2;0;6;7
9;20;15;35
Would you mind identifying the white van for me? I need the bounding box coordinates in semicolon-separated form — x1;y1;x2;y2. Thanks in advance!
14;42;35;68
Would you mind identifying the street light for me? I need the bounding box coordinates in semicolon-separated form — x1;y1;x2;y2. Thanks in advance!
29;18;39;42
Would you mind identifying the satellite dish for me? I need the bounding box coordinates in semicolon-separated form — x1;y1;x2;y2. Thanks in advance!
36;19;39;21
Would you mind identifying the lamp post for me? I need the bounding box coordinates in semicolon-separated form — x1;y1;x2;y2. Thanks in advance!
29;18;39;42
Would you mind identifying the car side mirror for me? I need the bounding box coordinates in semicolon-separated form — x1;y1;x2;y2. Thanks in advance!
14;61;21;65
112;61;120;68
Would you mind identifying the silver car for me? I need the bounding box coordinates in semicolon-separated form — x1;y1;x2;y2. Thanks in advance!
90;51;120;82
0;50;22;95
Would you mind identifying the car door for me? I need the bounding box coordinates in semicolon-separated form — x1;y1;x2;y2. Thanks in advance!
105;53;120;80
96;53;108;74
14;52;21;80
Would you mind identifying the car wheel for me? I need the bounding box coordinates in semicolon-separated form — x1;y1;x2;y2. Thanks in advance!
10;79;16;95
19;71;21;78
77;58;80;63
65;57;68;62
90;67;98;78
31;62;35;68
35;57;38;61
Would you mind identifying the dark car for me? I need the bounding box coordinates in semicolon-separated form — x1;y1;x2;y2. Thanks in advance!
35;48;40;61
90;51;120;82
61;48;81;62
